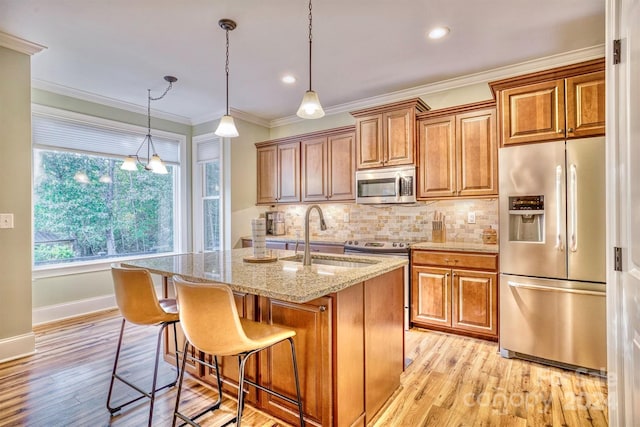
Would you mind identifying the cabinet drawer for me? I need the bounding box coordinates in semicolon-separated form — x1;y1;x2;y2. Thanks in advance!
412;250;497;271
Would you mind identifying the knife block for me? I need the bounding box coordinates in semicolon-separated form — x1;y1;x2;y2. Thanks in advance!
432;221;446;243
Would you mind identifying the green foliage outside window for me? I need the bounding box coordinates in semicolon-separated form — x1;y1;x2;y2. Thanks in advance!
33;150;175;265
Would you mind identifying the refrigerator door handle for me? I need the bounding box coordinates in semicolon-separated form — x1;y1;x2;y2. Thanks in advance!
507;280;604;296
569;163;578;252
555;165;564;251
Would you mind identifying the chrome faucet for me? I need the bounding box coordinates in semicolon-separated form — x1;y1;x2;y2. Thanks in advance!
303;205;327;266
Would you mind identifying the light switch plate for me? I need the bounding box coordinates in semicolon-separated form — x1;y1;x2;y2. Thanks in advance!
467;211;476;224
0;213;14;229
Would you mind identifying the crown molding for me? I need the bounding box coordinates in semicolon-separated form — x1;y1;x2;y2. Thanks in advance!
269;44;605;128
191;107;270;128
31;79;192;125
0;31;47;55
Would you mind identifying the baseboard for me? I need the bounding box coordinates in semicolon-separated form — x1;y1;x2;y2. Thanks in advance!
32;294;117;326
0;332;36;363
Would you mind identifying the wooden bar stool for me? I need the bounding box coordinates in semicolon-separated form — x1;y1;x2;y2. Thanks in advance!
172;276;305;427
107;263;181;427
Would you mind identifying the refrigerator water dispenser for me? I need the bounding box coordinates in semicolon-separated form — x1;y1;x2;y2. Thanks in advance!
508;196;544;242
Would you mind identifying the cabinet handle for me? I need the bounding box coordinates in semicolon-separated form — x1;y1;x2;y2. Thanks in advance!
319;305;327;312
445;272;450;278
568;128;574;133
557;129;564;134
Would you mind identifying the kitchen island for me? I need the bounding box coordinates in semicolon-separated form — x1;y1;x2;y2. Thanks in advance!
124;248;406;427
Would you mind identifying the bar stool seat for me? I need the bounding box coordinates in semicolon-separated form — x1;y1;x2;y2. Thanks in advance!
172;276;305;427
107;263;181;427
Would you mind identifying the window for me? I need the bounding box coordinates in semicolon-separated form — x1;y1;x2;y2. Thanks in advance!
32;106;186;270
193;135;224;252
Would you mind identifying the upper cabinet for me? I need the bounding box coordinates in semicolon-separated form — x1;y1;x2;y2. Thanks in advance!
416;101;498;199
301;130;356;202
489;58;605;146
351;98;430;169
256;126;356;205
256;141;300;204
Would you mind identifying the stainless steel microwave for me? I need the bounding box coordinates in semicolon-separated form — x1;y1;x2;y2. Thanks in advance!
355;166;416;204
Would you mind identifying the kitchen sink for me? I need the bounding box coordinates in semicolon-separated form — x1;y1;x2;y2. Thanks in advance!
280;254;378;268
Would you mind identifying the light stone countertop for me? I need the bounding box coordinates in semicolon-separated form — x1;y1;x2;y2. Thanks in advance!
124;247;407;303
411;241;499;254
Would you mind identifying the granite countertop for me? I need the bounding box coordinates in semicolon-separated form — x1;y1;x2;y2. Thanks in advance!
124;247;407;303
411;241;499;254
242;235;346;245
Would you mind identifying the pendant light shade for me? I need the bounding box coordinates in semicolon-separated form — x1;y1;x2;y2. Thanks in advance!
120;76;177;173
215;114;239;137
297;90;324;119
297;0;324;119
215;19;239;138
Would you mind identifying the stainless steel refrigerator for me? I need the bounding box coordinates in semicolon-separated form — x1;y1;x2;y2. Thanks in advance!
498;136;606;371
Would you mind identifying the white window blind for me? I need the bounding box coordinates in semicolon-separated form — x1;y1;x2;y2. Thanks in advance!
32;114;181;165
196;139;220;162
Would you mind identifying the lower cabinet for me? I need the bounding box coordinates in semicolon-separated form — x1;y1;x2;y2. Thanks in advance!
165;268;404;426
411;250;498;340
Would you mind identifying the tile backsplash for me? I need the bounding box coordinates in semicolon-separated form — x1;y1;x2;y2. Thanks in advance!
264;199;498;243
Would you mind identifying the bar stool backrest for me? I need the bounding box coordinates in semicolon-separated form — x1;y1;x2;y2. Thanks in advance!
173;276;254;356
111;263;170;325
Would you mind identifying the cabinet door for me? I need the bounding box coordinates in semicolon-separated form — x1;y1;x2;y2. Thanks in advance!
356;114;384;169
417;116;456;198
456;108;498;196
566;71;605;138
451;270;497;337
500;80;565;146
384;107;415;166
259;296;332;426
277;142;301;203
301;137;328;202
411;266;451;328
257;145;278;204
328;132;356;201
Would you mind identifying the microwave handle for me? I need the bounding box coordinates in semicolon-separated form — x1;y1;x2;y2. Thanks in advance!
396;173;401;201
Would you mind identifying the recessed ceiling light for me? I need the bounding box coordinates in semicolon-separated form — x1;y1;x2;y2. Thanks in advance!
428;26;450;40
282;75;296;84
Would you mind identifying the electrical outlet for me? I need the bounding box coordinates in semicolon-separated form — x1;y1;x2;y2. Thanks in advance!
343;213;350;223
467;211;476;224
0;213;14;229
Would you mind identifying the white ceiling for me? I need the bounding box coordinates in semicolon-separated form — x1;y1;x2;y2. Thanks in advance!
0;0;605;125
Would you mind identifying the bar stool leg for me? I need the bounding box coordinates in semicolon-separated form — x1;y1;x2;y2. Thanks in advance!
172;340;190;427
288;337;305;427
106;318;127;413
236;353;251;427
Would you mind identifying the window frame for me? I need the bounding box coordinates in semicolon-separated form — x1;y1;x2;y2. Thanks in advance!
192;133;229;252
31;104;188;279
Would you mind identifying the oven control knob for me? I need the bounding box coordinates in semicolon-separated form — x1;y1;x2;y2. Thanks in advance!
354;241;359;245
347;240;352;245
399;243;405;247
392;242;398;247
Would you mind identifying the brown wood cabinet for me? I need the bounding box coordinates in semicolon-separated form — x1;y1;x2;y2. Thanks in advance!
301;131;356;202
256;126;356;205
351;98;430;169
489;59;605;146
256;142;300;204
416;101;497;199
411;249;498;340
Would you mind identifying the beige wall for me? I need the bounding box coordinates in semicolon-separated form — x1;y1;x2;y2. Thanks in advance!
0;46;35;358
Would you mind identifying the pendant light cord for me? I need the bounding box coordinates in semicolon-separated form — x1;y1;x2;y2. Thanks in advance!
308;0;313;92
225;27;230;115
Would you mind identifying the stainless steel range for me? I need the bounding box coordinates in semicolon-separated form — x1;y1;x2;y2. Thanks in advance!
344;239;412;330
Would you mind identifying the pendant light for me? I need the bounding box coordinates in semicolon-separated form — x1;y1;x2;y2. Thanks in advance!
215;19;239;138
297;0;325;119
121;75;177;174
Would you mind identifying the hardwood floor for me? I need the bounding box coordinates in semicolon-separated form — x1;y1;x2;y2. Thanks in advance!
0;310;607;426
